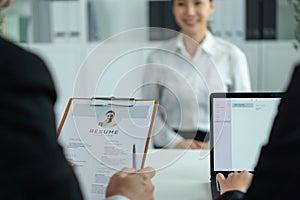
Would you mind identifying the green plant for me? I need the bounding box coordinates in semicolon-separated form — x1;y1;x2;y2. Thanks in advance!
288;0;300;49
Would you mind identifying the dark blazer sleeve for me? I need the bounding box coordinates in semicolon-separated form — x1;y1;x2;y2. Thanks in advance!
244;64;300;200
0;38;83;199
217;64;300;200
216;190;245;200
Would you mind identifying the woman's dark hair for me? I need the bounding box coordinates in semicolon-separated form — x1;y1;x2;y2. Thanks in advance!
106;110;115;115
171;0;213;4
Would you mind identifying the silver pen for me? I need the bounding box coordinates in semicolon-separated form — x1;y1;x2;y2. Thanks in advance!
132;144;137;171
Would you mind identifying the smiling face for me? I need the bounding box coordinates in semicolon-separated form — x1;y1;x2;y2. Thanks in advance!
105;112;115;123
172;0;214;39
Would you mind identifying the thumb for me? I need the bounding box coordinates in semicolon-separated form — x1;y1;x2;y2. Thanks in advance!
216;173;226;187
138;166;156;179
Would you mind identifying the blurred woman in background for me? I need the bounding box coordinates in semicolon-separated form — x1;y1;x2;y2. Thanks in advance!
143;0;251;149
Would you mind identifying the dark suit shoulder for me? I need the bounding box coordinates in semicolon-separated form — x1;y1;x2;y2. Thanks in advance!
0;37;43;65
245;63;300;200
286;64;300;94
0;37;56;100
0;37;82;199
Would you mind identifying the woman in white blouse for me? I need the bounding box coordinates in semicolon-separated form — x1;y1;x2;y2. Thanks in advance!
143;0;251;149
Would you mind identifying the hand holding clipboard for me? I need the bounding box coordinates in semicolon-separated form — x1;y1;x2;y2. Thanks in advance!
57;97;158;200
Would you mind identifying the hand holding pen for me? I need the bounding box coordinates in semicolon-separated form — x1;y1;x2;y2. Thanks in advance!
105;144;156;200
106;166;156;200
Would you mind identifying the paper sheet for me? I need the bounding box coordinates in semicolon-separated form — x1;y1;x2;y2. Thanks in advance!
57;98;157;200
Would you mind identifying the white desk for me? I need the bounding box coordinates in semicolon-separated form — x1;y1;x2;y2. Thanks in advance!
145;149;212;200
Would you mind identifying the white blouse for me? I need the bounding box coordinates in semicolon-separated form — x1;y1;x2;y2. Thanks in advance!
143;32;251;148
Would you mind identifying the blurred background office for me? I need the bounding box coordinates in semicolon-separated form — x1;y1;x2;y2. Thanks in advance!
2;0;299;125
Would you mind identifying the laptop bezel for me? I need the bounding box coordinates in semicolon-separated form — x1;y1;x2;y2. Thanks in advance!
209;92;284;199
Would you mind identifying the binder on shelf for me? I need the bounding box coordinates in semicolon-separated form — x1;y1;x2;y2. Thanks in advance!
50;1;68;43
246;0;261;40
57;97;158;200
88;0;101;42
66;1;81;42
223;1;233;39
234;0;246;40
19;16;30;43
32;0;52;43
210;0;245;41
209;0;224;38
32;0;83;43
262;0;276;39
246;0;277;40
149;1;180;41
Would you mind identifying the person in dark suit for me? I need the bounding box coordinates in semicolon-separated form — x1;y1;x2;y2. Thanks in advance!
216;63;300;199
0;26;84;200
0;1;155;200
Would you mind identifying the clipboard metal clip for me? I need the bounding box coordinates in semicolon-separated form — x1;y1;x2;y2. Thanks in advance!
90;97;136;107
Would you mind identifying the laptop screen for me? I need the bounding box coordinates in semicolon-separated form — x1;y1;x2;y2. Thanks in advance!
210;93;283;172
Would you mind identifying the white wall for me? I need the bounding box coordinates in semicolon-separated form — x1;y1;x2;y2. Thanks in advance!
92;0;148;40
14;0;300;124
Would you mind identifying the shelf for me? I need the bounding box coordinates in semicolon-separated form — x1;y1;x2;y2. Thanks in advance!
4;0;299;122
4;0;298;45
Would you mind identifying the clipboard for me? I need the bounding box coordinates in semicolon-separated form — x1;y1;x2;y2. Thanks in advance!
57;97;158;200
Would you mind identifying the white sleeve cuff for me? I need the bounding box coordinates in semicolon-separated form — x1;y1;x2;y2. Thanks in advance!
106;195;130;200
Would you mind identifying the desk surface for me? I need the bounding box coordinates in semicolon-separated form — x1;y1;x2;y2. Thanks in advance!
145;149;212;200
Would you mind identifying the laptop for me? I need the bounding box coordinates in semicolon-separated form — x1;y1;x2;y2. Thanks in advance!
210;92;284;199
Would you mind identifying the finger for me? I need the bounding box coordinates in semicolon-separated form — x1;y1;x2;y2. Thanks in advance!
241;170;251;175
228;172;235;178
139;166;156;179
202;142;210;149
193;141;204;149
216;173;226;186
139;166;155;173
142;177;153;186
121;167;136;173
117;168;136;177
69;162;75;167
189;143;198;149
241;170;254;179
187;139;196;147
189;140;201;149
146;183;155;193
194;141;210;149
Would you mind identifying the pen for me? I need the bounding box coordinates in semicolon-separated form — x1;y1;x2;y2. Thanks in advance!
132;144;137;172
